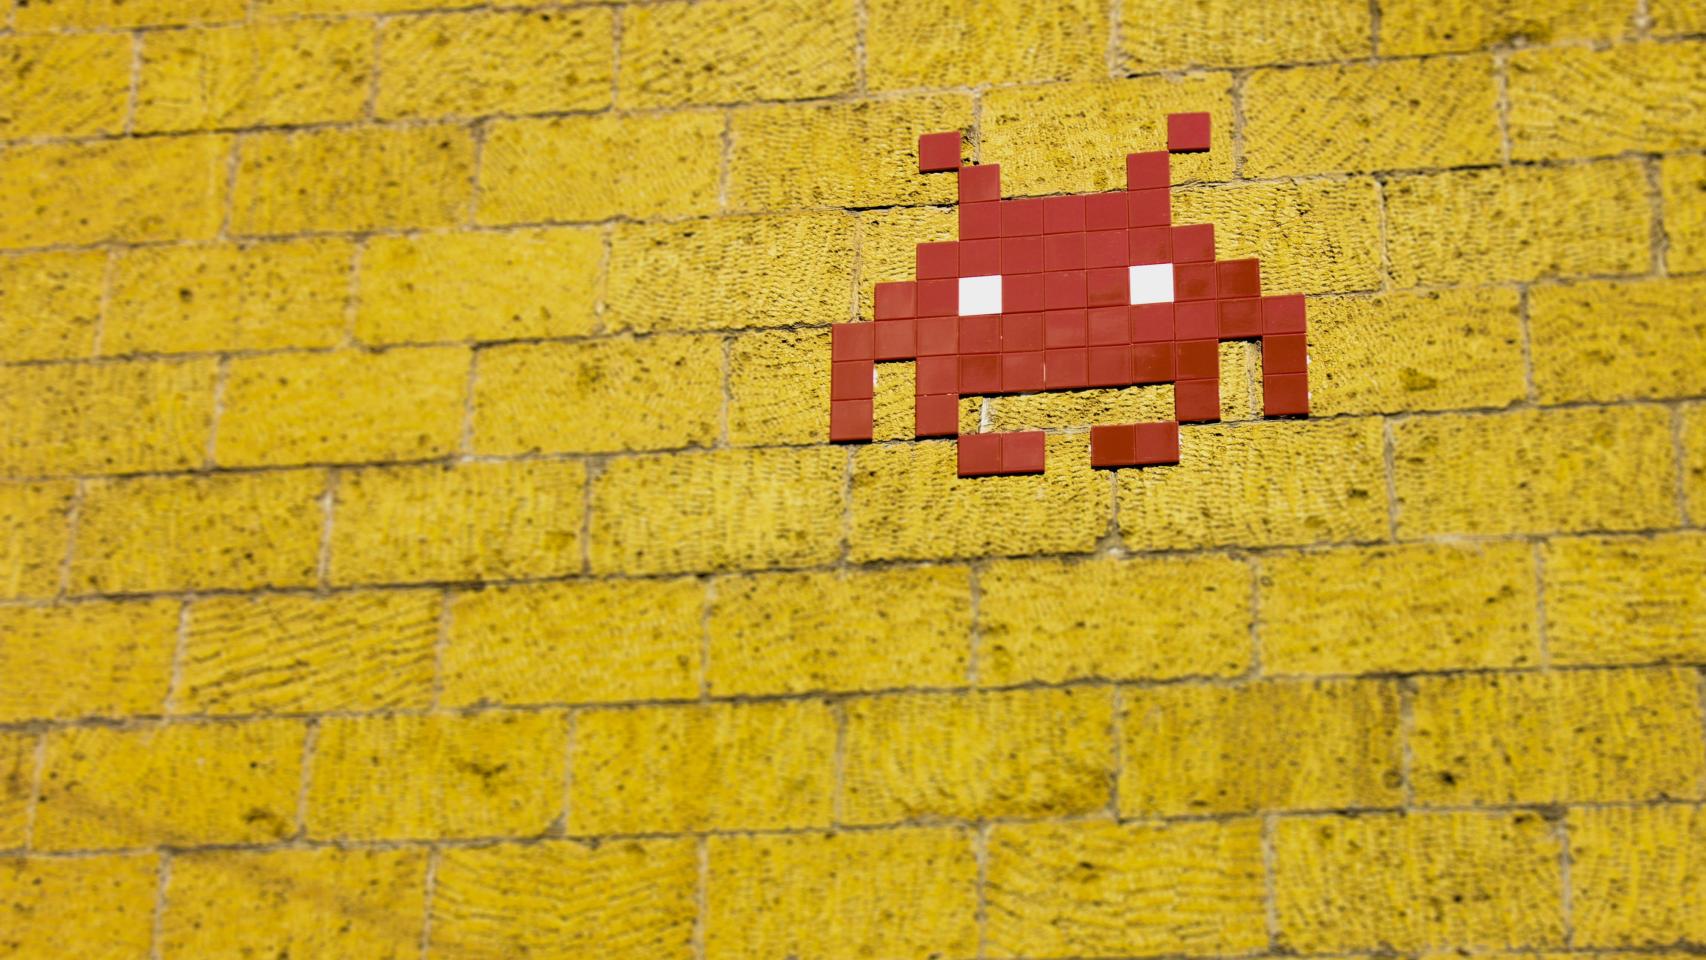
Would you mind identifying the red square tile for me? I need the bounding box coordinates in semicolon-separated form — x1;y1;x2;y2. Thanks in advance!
1218;258;1260;298
1090;424;1138;467
960;353;1002;394
1001;235;1043;274
832;359;874;400
1263;333;1308;374
1127;150;1169;190
1004;273;1045;312
1045;348;1088;389
959;314;1001;353
1264;372;1309;417
1130;303;1174;342
1128;226;1172;265
960;238;1000;276
960;164;1000;203
1175;339;1219;379
1043;233;1085;271
1128;188;1170;227
1172;223;1215;262
959;201;999;240
1003;351;1045;392
1003;312;1045;352
1133;420;1180;464
1045;309;1087;348
1000;197;1044;236
915;393;959;437
957;433;1003;477
919;131;961;173
916;355;957;394
874;318;915;360
1087;344;1131;386
1167;111;1211;153
873;281;916;320
832;322;873;361
1131;342;1174;383
1043;195;1085;233
1085;229;1127;268
1085;192;1127;231
1002;431;1046;473
917;277;957;316
917;242;957;279
1176;379;1220;422
830;399;873;442
1045;271;1086;309
1087;267;1128;307
1219;299;1262;338
917;316;958;355
1086;305;1128;345
1174;262;1217;301
1174;300;1218;340
1263;294;1306;334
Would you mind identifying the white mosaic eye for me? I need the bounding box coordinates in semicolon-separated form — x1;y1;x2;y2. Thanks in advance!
958;275;1002;316
1128;263;1174;305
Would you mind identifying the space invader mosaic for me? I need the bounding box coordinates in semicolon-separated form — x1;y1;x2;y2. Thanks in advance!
828;112;1310;478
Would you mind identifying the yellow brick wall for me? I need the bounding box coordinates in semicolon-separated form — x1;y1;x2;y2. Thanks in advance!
0;0;1701;956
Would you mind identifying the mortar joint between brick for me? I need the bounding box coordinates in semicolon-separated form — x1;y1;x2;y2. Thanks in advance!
1671;402;1695;526
217;136;242;242
1634;0;1654;38
716;110;733;212
458;348;480;456
698;576;715;701
1643;153;1670;276
853;0;869;95
1532;537;1553;668
1260;812;1280;950
341;237;367;347
965;561;984;686
429;590;453;711
316;468;339;591
292;716;320;840
1246;555;1264;679
22;732;47;851
830;698;848;827
837;446;855;565
969;89;984;164
123;30;143;137
577;456;602;576
1105;0;1123;79
1381;417;1400;541
1514;284;1539;403
590;222;614;336
1493;52;1513;164
692;833;709;960
608;3;624;110
1372;174;1394;293
1397;676;1417;807
464;117;489;229
147;849;172;960
716;335;732;449
554;708;574;838
364;14;385;122
1557;809;1575;946
973;821;990;960
55;479;87;601
416;844;440;960
203;354;231;468
1229;69;1250;179
160;598;193;715
1108;683;1124;818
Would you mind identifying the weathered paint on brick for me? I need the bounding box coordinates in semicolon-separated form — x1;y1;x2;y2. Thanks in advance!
1509;42;1706;161
1664;152;1706;274
1530;276;1706;403
868;0;1105;90
16;0;243;27
0;136;231;249
1120;0;1369;69
136;21;372;132
0;856;160;958
1545;534;1706;666
1381;0;1633;55
0;358;216;477
0;600;178;723
726;328;830;446
1570;804;1706;945
378;9;613;119
0;733;31;848
1688;403;1706;518
0;251;104;363
233;126;476;235
1172;178;1385;295
621;0;856;107
0;33;131;138
0;481;72;599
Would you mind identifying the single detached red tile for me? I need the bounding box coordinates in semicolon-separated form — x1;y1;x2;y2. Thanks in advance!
1001;197;1044;236
1133;420;1180;464
1263;333;1308;374
1045;309;1087;348
874;318;915;360
1003;351;1045;392
1175;339;1219;379
832;359;874;400
1131;342;1174;383
915;393;959;437
1128;188;1170;227
916;355;957;394
1087;305;1128;345
957;433;1003;477
1263;294;1307;334
832;322;874;361
830;399;873;442
1045;270;1087;309
1002;431;1046;473
1175;379;1221;422
1045;348;1089;389
1167;112;1211;153
1002;312;1045;352
959;314;1001;353
873;281;917;320
1130;303;1174;342
1174;300;1218;340
1001;235;1043;274
1004;273;1045;312
1218;258;1261;298
1043;195;1086;234
960;201;999;240
1087;344;1132;386
1172;223;1215;262
917;277;957;316
960;238;1000;276
960;353;1002;393
919;131;961;172
1085;192;1127;231
1127;150;1169;190
1085;229;1127;268
1090;424;1138;468
1264;372;1310;417
1044;233;1085;271
960;164;1000;203
1174;262;1217;301
917;316;958;355
1219;299;1262;338
917;241;957;279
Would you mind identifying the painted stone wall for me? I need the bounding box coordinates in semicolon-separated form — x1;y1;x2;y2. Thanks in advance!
1;0;1704;955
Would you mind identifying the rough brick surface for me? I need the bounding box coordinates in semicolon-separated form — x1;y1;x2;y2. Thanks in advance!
1508;43;1706;161
0;252;104;362
1530;276;1706;403
0;135;230;248
1380;0;1633;55
378;10;614;119
0;601;178;722
0;733;32;848
868;0;1106;90
1119;0;1369;69
1544;534;1706;665
1664;153;1706;273
136;21;372;132
0;856;160;956
234;126;475;235
0;481;73;599
0;34;131;138
17;0;243;27
0;358;216;476
621;0;856;107
1570;805;1706;945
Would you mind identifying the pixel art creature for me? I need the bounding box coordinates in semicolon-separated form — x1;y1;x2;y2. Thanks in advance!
828;112;1309;477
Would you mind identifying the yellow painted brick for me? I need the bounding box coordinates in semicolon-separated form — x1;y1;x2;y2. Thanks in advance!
570;700;834;833
35;719;305;850
1125;679;1402;816
590;447;844;575
708;828;978;960
1172;178;1385;294
1263;542;1541;674
1532;276;1706;404
106;240;353;355
856;207;957;320
707;565;971;696
1545;533;1706;665
1309;288;1527;415
431;839;697;960
357;228;601;344
979;554;1251;686
0;855;159;958
163;847;427;960
1245;57;1499;177
16;0;242;27
257;0;445;13
842;687;1112;823
480;113;723;223
217;347;468;467
475;337;721;455
1120;0;1368;70
986;384;1176;431
1382;0;1633;55
1118;418;1388;551
0;135;231;249
982;77;1234;196
378;9;612;119
0;481;71;599
136;20;371;133
606;212;856;333
178;591;439;714
1664;153;1706;273
72;470;323;594
1654;0;1706;35
232;125;475;235
986;819;1267;957
1689;403;1706;516
444;578;702;706
726;328;829;446
1386;161;1651;286
1412;667;1705;806
0;251;103;362
1274;811;1565;951
728;94;973;210
329;460;585;584
1570;804;1706;945
0;601;177;723
0;358;216;477
851;434;1110;562
622;0;854;107
1393;406;1679;537
1509;42;1706;161
0;732;30;847
876;361;923;439
868;0;1104;90
0;33;130;138
308;711;565;840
